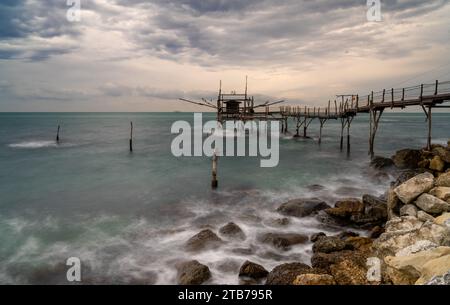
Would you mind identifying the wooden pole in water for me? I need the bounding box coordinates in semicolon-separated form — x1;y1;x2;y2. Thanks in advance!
212;151;218;189
56;125;60;143
427;105;432;151
129;121;133;152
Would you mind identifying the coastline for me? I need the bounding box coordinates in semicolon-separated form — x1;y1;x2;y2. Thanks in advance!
177;142;450;285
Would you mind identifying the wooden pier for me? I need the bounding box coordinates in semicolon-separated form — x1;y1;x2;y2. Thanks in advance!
180;80;450;159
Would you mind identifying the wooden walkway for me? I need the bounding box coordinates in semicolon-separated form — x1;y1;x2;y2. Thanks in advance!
278;80;450;157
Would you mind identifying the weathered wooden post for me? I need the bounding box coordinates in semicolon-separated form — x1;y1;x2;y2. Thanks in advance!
434;80;439;95
427;105;432;151
129;121;133;152
212;151;218;189
56;125;60;143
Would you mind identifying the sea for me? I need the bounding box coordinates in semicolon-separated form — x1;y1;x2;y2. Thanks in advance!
0;112;448;284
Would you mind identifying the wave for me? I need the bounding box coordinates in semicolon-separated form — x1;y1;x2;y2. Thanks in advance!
8;141;73;149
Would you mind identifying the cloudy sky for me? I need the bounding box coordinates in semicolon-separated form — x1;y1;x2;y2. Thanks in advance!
0;0;449;112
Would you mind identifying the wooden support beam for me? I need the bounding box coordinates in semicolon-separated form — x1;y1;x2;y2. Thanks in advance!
434;80;439;95
56;125;60;143
129;121;133;152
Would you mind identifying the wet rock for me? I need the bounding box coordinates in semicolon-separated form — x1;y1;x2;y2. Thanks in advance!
432;146;450;163
293;274;336;285
430;156;445;172
219;222;246;240
267;218;290;227
176;260;211;285
266;263;313;285
418;159;431;169
394;172;435;204
429;187;450;202
370;226;385;239
335;231;359;240
216;259;241;273
415;194;450;214
363;194;388;221
277;198;329;218
312;236;348;254
344;237;373;252
436;172;450;187
239;261;269;279
307;184;326;192
400;204;418;217
418;211;435;222
231;246;256;256
310;232;326;242
392;149;422;169
371;156;394;169
185;229;223;252
325;198;364;218
260;232;309;250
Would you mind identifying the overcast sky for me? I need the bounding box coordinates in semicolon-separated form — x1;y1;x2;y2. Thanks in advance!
0;0;449;112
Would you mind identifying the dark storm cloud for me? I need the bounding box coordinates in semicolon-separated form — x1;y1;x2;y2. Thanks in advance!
0;0;81;60
112;0;449;67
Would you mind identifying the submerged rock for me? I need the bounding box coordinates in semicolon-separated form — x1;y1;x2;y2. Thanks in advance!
176;260;211;285
277;198;329;218
293;274;336;285
266;263;313;285
185;229;223;252
238;261;269;280
219;222;246;240
371;156;394;169
394;172;435;204
260;232;308;250
415;194;450;214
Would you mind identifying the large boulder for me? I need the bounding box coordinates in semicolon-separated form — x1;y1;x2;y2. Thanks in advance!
325;198;364;218
363;194;388;221
384;247;450;285
176;260;211;285
432;146;450;163
293;274;336;285
395;240;438;257
392;149;422;169
436;172;450;187
219;222;246;240
238;261;269;280
394;172;435;204
393;169;427;188
277;198;329;217
185;229;223;252
259;232;308;250
426;270;450;285
373;216;450;257
430;156;445;172
429;187;450;202
330;259;369;285
371;156;394;169
418;211;435;222
415;194;450;214
435;213;450;227
400;204;418;217
266;263;313;285
312;236;348;254
417;254;450;284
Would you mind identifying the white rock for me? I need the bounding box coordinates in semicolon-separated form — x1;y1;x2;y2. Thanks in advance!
394;172;435;204
395;240;438;257
415;194;450;214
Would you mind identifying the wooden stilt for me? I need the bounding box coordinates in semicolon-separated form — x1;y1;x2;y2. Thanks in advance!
212;151;218;189
56;125;60;143
427;105;432;151
129;121;133;152
319;118;327;145
369;109;384;159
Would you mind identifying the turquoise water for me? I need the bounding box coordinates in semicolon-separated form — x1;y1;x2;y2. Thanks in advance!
0;112;448;284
